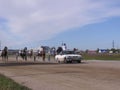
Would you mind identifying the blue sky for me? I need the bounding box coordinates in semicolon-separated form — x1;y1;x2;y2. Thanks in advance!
0;0;120;50
38;17;120;50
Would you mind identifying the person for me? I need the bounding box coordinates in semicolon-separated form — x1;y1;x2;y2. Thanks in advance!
40;46;43;52
38;46;43;59
57;47;63;54
62;43;67;51
2;46;8;62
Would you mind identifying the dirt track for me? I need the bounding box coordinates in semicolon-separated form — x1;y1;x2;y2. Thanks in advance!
0;57;120;90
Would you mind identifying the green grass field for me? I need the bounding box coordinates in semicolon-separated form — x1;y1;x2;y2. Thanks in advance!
82;53;120;60
0;74;31;90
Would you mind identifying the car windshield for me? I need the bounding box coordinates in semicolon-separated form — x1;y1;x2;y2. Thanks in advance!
62;51;75;54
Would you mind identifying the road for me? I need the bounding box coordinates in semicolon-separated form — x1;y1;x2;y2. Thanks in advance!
0;57;120;90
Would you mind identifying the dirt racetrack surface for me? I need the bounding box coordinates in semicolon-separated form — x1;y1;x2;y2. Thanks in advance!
0;57;120;90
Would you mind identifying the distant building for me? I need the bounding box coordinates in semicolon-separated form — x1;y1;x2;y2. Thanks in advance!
8;49;19;55
87;50;97;54
98;49;108;53
109;51;113;54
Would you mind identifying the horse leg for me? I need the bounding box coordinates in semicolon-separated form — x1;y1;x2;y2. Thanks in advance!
25;55;27;61
2;55;3;61
6;55;8;62
4;56;6;63
21;55;24;60
34;56;36;62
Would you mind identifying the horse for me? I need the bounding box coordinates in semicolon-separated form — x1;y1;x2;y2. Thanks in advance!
41;50;46;61
36;48;46;61
37;50;42;59
21;47;28;61
1;46;8;62
28;49;33;59
18;47;28;61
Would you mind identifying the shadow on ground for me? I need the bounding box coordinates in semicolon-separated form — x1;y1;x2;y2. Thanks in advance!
0;62;87;67
0;61;59;67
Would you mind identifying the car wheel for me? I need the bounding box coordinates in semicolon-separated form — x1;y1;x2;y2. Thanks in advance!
70;61;72;63
78;60;81;63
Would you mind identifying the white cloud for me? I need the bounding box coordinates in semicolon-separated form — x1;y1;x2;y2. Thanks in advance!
0;0;120;48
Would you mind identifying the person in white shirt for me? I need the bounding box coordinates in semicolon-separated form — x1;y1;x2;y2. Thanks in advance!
62;43;67;51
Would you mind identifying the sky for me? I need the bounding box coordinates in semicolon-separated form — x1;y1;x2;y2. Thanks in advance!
0;0;120;50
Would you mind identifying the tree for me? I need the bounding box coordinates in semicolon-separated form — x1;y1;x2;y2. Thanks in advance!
111;48;116;53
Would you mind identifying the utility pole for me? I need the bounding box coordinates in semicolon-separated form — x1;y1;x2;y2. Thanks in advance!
112;40;115;49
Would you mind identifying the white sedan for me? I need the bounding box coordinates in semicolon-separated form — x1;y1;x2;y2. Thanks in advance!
55;50;82;63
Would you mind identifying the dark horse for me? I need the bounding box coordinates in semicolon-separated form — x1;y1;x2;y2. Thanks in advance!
20;47;27;61
1;46;8;62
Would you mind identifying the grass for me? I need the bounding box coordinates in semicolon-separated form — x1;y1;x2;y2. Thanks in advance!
82;53;120;60
0;74;31;90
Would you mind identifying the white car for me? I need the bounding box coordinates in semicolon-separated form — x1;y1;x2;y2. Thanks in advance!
55;50;82;63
